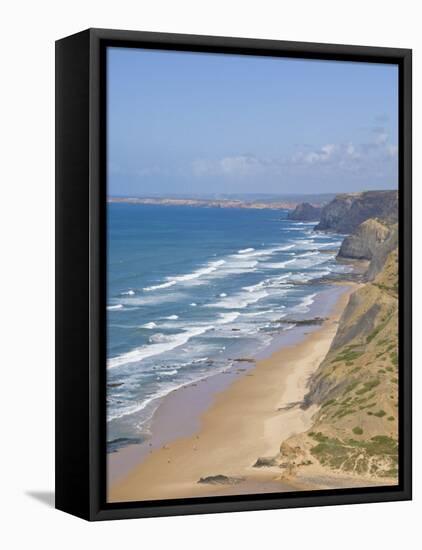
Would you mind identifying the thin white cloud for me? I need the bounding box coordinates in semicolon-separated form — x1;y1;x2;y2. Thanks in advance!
292;144;337;165
192;154;270;177
191;128;397;181
165;114;399;183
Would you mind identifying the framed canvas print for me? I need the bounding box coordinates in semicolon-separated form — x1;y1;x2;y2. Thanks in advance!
55;28;412;521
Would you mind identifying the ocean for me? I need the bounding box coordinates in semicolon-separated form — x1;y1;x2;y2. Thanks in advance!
106;203;351;451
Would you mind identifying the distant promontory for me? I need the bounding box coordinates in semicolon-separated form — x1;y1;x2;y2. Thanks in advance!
314;190;398;233
108;196;299;210
287;202;322;221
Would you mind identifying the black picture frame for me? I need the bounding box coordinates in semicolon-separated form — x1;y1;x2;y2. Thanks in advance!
55;28;412;521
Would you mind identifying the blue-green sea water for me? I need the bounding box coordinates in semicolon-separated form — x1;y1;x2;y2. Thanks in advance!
107;204;350;449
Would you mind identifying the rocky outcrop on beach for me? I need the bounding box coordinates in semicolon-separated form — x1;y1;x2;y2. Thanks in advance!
314;190;398;233
271;221;399;483
287;202;322;221
197;475;245;485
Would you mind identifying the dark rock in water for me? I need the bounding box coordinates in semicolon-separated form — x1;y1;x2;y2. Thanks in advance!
107;437;143;453
315;190;398;233
107;382;123;388
197;475;245;485
288;202;322;221
276;317;326;326
234;357;255;363
253;456;278;468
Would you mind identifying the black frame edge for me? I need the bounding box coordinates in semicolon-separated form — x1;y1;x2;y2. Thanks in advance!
399;48;412;501
89;27;411;61
55;29;92;520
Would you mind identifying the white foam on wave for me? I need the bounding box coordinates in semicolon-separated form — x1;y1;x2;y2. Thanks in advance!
149;333;173;344
242;273;291;293
220;259;259;274
107;304;124;311
238;247;255;254
108;360;229;422
242;280;267;292
171;259;226;282
287;227;313;231
142;259;227;293
265;250;327;270
108;385;179;421
121;289;135;296
121;293;183;306
143;280;177;292
164;314;179;320
206;290;269;310
141;322;157;329
137;242;302;298
108;325;214;369
217;311;241;324
233;243;295;259
294;239;313;247
264;258;297;269
303;293;317;307
293;293;317;313
241;308;276;318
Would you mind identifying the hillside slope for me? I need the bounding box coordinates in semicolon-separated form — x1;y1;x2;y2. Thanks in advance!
266;226;399;486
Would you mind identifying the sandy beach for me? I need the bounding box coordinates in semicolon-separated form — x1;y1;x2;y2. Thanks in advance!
109;283;358;502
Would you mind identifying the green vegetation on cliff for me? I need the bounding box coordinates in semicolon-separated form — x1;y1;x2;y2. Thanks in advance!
275;216;399;483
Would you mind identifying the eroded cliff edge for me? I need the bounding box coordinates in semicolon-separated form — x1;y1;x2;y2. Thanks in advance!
314;190;398;233
256;205;399;486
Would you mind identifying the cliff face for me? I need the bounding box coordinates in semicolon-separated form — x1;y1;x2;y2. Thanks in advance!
337;219;390;261
275;249;398;482
287;202;322;221
314;190;398;233
266;217;399;484
338;218;398;281
365;224;398;281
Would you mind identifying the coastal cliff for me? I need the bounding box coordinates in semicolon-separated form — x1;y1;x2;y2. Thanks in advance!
314;190;398;233
287;202;322;221
337;218;390;261
266;217;399;484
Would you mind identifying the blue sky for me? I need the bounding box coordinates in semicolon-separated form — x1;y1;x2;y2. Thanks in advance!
107;47;398;196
